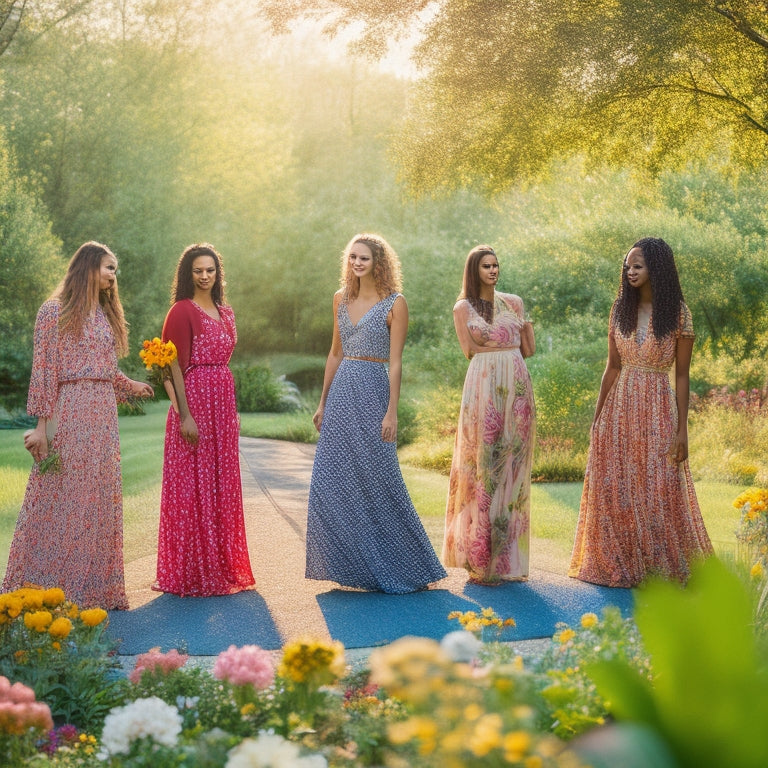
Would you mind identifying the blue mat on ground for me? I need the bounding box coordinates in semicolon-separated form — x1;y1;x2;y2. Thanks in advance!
107;591;282;655
317;579;633;648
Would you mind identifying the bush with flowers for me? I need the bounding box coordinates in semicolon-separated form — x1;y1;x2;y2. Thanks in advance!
0;675;53;765
0;587;121;730
530;607;651;739
734;487;768;637
4;567;768;768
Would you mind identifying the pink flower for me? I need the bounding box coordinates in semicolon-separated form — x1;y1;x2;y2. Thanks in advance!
513;397;532;442
0;676;53;735
129;647;189;684
213;644;275;689
483;403;504;445
474;482;492;515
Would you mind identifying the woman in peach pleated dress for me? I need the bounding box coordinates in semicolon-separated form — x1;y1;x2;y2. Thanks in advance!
569;237;713;588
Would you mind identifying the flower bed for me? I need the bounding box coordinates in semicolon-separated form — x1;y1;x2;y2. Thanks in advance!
3;543;768;767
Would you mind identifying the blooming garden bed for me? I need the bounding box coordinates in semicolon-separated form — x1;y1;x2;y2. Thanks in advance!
2;490;768;767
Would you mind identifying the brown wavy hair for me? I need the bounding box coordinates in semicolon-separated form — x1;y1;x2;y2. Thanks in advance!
613;237;685;339
340;233;402;301
171;243;227;305
52;241;128;356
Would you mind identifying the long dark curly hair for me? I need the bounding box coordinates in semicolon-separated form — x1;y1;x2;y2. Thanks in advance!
613;237;685;339
171;243;227;305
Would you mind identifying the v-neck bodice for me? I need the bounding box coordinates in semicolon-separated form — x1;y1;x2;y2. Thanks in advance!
338;293;399;359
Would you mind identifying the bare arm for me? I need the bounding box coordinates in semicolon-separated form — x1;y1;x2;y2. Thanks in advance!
453;301;488;359
592;332;622;427
671;336;694;463
382;295;408;443
313;292;344;432
169;359;198;446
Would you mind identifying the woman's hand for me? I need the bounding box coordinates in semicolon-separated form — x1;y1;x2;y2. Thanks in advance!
23;426;48;463
131;379;154;398
381;411;397;443
669;426;689;463
312;405;324;432
180;414;199;446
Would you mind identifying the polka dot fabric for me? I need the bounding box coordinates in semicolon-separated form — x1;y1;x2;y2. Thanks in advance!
155;301;255;596
306;293;447;593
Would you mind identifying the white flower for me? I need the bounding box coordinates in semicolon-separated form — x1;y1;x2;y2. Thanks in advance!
441;630;483;662
100;696;182;755
226;732;327;768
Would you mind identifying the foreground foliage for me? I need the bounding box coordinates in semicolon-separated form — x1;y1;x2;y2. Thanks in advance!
2;498;768;766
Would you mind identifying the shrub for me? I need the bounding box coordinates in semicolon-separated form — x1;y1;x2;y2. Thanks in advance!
232;364;302;413
0;588;122;731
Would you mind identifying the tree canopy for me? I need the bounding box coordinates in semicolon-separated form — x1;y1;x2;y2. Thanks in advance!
262;0;768;194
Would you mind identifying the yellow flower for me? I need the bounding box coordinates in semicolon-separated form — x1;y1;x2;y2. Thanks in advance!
504;730;532;762
469;713;503;756
42;588;66;608
140;337;178;370
49;616;73;639
558;628;576;644
79;608;108;627
278;637;345;685
750;561;764;579
580;612;599;629
24;610;53;632
51;641;61;651
0;594;23;621
240;703;256;716
16;588;45;610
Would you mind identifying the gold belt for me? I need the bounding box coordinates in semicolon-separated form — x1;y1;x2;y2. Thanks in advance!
623;363;668;374
344;355;389;363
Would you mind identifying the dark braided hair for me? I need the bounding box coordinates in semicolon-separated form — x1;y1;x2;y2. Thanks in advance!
613;237;685;339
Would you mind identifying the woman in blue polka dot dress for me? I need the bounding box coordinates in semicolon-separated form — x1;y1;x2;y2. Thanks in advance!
306;234;447;593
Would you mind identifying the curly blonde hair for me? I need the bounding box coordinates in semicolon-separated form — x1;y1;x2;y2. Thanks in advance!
339;233;402;301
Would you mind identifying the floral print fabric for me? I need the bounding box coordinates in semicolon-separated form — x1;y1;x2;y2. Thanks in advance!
3;300;132;609
569;302;713;587
154;300;255;596
443;293;536;582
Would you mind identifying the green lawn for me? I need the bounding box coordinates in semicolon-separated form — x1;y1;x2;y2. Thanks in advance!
0;404;747;583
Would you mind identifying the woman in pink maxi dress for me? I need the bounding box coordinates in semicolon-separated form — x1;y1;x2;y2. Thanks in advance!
3;242;153;609
443;245;536;585
569;237;713;587
154;243;255;596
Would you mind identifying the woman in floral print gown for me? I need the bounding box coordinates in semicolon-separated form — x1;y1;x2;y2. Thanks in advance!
443;245;536;585
569;237;713;587
3;242;153;609
154;243;254;597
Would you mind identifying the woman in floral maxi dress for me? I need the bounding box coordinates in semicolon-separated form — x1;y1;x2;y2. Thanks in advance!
154;243;255;597
443;245;536;585
569;237;713;587
3;242;153;609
